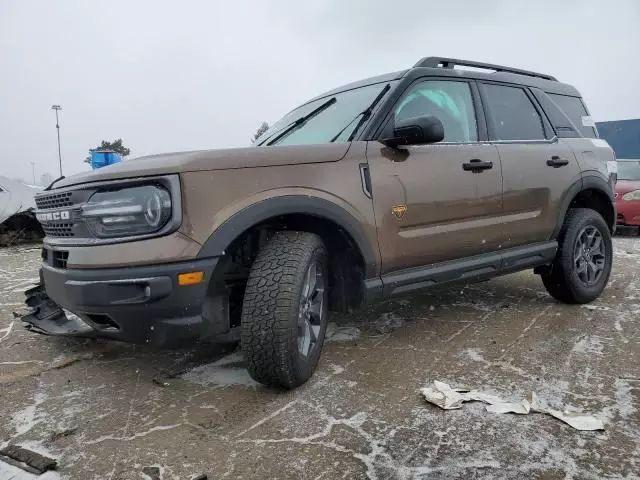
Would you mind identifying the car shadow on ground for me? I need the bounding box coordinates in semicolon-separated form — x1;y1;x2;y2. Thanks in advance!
17;270;557;391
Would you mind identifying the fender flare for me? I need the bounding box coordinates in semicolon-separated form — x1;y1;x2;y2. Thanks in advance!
196;195;379;277
552;174;615;238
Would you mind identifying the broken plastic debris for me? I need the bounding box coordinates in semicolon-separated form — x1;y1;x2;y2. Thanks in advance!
0;444;57;474
420;381;604;431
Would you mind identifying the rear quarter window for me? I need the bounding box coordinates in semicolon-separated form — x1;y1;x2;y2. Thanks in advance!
548;93;597;138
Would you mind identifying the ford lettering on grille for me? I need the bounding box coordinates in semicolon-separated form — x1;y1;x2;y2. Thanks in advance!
36;210;71;222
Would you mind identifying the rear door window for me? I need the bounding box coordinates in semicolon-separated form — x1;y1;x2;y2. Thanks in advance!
481;84;547;141
548;93;597;138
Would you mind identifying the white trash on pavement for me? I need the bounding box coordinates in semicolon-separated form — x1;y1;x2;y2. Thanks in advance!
420;380;604;431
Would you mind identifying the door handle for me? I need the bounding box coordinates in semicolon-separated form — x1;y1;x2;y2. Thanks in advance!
547;156;569;168
462;159;493;172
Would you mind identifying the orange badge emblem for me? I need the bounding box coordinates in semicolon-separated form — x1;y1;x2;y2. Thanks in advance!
392;205;407;219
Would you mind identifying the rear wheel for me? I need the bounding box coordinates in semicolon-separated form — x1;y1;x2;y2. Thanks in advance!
241;231;328;389
541;208;612;304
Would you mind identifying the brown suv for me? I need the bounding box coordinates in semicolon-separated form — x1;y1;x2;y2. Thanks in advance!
24;57;616;388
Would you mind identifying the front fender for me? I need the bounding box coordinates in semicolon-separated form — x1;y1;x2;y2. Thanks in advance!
196;194;379;277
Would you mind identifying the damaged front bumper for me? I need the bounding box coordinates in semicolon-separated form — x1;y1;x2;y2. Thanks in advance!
22;283;97;338
19;257;222;347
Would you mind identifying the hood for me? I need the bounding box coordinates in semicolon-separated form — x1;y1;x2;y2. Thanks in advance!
53;143;351;189
615;180;640;196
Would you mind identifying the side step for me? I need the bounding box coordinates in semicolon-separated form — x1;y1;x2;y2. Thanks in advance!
381;241;558;298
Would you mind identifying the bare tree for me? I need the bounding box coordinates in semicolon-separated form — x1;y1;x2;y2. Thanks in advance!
252;122;269;143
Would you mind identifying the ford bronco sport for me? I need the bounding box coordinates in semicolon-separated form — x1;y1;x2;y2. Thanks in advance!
23;57;616;388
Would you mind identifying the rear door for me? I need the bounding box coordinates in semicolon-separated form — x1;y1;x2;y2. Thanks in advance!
367;78;502;274
479;82;582;248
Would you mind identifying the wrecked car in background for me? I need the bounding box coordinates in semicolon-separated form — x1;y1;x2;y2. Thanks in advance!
21;56;616;389
0;176;43;246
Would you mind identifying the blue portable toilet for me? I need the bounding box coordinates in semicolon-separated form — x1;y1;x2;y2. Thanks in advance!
90;149;122;170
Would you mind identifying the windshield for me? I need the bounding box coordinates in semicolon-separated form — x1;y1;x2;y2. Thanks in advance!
617;161;640;181
256;83;391;146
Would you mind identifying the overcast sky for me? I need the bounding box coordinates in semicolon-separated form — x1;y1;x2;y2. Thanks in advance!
1;0;639;183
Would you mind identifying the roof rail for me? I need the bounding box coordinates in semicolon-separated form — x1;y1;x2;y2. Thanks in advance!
413;56;557;81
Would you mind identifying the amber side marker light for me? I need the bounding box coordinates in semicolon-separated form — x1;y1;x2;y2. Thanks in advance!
178;271;205;286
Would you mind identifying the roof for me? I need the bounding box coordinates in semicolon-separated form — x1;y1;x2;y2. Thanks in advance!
306;56;579;105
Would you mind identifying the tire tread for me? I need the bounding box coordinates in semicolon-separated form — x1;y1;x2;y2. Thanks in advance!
240;231;326;388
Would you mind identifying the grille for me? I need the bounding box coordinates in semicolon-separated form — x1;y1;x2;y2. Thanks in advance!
42;223;74;237
35;192;73;210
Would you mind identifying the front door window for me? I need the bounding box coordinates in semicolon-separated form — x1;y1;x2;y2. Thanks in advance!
394;80;478;143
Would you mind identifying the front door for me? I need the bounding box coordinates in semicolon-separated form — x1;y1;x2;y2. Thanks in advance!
367;78;502;275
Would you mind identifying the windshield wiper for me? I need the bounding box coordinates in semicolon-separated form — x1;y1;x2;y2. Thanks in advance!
330;84;391;143
266;97;337;146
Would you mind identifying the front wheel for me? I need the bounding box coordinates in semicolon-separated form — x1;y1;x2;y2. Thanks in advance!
541;208;612;304
241;231;328;389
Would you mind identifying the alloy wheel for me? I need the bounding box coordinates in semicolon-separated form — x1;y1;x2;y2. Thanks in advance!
297;260;325;357
573;225;606;286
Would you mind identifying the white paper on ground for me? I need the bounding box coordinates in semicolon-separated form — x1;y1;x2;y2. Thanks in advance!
528;391;605;431
420;380;468;409
421;381;604;431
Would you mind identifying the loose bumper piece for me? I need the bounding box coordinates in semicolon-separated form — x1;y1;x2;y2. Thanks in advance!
20;283;96;337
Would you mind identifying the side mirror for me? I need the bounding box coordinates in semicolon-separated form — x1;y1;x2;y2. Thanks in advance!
381;115;444;148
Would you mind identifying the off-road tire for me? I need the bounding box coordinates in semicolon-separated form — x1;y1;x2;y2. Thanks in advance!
541;208;612;304
241;231;328;389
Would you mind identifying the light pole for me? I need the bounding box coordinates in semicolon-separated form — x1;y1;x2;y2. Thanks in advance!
51;105;63;176
30;161;36;184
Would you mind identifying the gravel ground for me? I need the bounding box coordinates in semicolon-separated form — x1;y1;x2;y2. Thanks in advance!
0;238;638;479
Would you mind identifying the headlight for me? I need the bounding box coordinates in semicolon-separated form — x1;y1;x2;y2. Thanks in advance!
82;185;172;238
622;190;640;201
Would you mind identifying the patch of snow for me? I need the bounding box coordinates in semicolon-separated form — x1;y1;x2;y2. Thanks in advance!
571;336;604;355
615;378;636;419
325;323;360;342
0;462;60;480
372;312;405;333
181;352;258;388
614;317;623;332
0;321;14;343
460;348;489;365
11;390;47;436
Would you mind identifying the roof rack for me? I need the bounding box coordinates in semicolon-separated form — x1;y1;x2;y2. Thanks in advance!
414;56;557;81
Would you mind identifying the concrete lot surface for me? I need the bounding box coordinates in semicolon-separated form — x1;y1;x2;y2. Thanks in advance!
0;238;638;479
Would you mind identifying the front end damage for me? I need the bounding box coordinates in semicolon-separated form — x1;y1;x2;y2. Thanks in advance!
20;282;96;338
17;252;224;347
